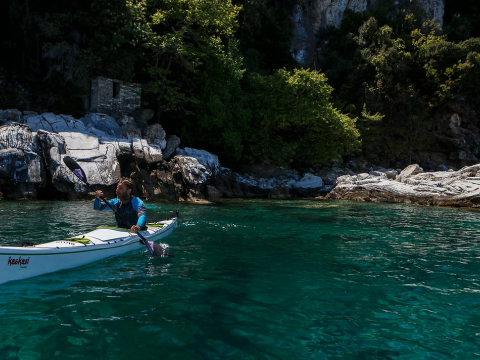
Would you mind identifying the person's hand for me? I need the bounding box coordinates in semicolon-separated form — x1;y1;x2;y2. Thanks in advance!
95;190;104;200
130;225;141;233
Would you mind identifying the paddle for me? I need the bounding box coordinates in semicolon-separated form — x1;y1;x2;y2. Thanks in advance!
63;156;174;257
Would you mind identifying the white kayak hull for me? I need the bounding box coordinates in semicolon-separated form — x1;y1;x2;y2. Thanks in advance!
0;218;177;285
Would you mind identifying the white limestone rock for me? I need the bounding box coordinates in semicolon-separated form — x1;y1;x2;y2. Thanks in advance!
293;173;324;188
327;163;480;207
176;147;220;175
0;124;44;198
171;155;211;186
23;113;88;133
133;139;163;165
79;113;123;138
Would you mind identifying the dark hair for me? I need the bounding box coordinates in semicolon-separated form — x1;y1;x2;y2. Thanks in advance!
118;177;134;191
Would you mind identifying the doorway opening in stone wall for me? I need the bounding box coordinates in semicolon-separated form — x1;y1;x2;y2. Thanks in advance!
113;82;121;99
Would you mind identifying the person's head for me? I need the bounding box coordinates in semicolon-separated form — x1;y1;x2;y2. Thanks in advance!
116;177;134;201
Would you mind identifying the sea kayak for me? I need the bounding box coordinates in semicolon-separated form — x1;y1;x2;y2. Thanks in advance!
0;217;177;285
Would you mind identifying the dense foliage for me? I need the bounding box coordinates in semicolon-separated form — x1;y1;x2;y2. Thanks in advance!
0;0;479;168
317;1;480;165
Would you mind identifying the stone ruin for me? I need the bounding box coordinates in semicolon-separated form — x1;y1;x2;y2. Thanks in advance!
89;77;141;117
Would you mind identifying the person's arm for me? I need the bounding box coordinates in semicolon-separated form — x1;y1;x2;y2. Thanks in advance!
93;190;116;211
131;197;147;231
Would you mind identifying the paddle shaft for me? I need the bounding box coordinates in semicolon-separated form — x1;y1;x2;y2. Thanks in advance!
62;156;173;257
84;182;149;245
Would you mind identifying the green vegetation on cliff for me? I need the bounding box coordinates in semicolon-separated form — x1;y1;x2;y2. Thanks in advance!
317;0;480;166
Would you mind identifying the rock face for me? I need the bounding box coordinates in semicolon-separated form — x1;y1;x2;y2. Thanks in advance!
0;124;44;199
292;0;445;65
163;135;181;160
417;0;444;24
79;113;123;138
176;147;221;175
292;0;368;64
0;112;149;199
327;164;480;207
421;107;480;169
0;109;335;201
5;108;480;208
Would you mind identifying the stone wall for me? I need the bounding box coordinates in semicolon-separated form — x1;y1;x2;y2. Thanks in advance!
90;77;141;117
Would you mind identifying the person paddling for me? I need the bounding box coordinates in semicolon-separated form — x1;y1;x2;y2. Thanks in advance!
93;177;146;233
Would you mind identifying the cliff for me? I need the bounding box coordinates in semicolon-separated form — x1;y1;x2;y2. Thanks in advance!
291;0;445;64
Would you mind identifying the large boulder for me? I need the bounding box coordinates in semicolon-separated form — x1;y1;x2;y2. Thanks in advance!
132;139;163;167
143;124;166;149
117;115;142;139
0;124;44;199
176;147;221;175
130;108;154;128
37;129;122;196
170;155;212;201
0;109;22;124
396;164;424;183
163;135;181;160
22;113;87;134
327;163;480;207
79;113;123;138
171;155;211;186
291;173;325;197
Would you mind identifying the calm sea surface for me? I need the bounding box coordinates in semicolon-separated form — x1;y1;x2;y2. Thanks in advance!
0;199;480;359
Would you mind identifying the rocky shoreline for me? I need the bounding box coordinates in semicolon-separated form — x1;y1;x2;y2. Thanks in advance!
326;164;480;208
2;109;480;208
0;110;327;202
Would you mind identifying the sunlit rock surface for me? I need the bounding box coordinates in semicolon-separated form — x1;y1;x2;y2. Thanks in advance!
0;112;167;199
327;164;480;207
0;124;44;198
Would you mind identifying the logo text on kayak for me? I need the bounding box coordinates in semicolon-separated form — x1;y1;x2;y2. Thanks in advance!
7;256;30;269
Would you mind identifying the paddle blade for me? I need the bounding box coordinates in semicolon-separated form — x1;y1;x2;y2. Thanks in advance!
63;156;87;183
148;241;174;257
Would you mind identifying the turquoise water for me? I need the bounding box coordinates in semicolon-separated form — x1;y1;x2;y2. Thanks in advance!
0;199;480;359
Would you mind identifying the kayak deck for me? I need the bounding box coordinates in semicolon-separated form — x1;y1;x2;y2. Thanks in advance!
35;223;167;248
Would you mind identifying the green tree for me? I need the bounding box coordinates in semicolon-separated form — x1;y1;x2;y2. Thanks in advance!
244;68;360;166
138;0;242;118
